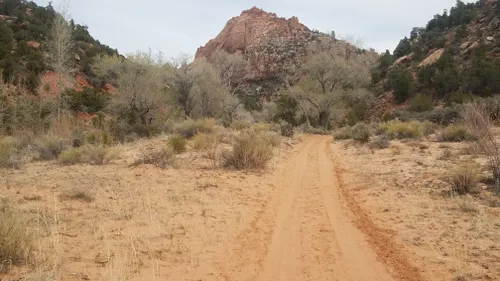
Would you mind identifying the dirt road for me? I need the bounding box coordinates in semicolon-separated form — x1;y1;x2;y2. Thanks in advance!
192;135;420;281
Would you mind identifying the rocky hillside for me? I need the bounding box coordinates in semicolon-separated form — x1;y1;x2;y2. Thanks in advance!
0;0;119;93
373;0;500;109
196;7;378;84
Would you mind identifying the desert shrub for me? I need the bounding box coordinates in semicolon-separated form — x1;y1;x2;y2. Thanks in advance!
34;135;69;160
381;121;423;139
225;132;273;170
85;130;114;146
350;123;371;142
58;148;83;165
133;147;175;169
83;145;119;165
368;134;390;149
462;102;500;181
59;188;95;203
421;120;438;136
251;122;273;133
0;140;21;169
261;131;281;147
109;119;160;142
168;135;187;154
192;133;214;151
409;93;433;112
230;119;253;131
59;145;119;166
0;201;33;268
174;118;217;138
437;125;474;142
333;127;351;140
447;165;479;195
280;123;294;137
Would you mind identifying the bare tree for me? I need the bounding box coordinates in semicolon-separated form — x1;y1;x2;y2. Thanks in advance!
45;0;75;120
92;51;168;125
208;50;248;93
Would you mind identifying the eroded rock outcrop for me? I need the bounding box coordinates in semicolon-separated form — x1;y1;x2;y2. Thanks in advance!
195;7;317;80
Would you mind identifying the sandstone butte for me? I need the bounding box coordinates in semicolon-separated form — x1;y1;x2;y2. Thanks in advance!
195;6;328;81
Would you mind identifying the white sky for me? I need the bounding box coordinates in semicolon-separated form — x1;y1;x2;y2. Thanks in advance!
33;0;475;56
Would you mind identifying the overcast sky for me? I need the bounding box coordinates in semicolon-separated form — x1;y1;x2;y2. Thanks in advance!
33;0;473;57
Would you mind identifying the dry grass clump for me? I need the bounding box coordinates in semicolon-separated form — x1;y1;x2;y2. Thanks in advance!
225;131;273;170
174;118;217;138
0;200;34;270
85;130;114;146
333;127;351;140
133;146;175;168
59;188;95;203
437;124;474;142
380;121;423;139
168;134;187;153
260;131;281;147
58;145;120;165
447;164;479;195
0;139;22;169
349;123;371;142
192;133;215;151
368;134;390;149
461;102;500;182
33;135;69;160
230;119;253;131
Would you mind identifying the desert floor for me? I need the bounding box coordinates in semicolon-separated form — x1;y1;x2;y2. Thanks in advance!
1;135;499;281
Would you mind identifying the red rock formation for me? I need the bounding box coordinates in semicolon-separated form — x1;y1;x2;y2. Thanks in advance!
195;7;314;80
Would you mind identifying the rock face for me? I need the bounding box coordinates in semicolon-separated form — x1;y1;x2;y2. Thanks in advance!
195;7;315;80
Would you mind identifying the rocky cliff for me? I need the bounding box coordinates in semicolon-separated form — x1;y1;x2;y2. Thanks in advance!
195;7;325;81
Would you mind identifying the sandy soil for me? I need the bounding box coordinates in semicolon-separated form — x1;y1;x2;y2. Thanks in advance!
333;138;500;281
2;134;498;281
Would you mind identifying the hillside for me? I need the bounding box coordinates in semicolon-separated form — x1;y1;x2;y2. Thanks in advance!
372;0;500;114
195;7;379;100
0;0;119;92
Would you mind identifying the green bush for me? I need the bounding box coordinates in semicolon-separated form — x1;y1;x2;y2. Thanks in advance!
225;132;273;170
409;93;433;112
168;135;187;154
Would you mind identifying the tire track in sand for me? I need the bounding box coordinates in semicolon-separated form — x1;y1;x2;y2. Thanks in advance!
201;135;422;281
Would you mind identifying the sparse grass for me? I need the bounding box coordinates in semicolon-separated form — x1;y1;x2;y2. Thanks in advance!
225;131;273;170
58;145;120;166
168;135;187;153
251;122;273;133
0;201;34;270
174;118;217;138
437;125;474;142
59;188;95;203
455;196;480;213
133;146;175;168
447;164;479;195
34;135;69;160
368;134;390;149
438;149;453;160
